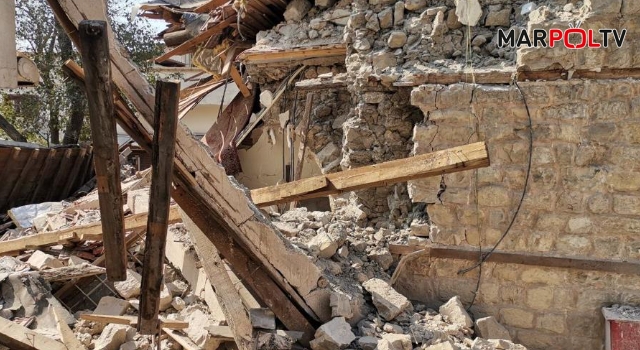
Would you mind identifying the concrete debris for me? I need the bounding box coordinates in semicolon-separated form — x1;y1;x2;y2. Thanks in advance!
439;296;474;328
94;296;130;316
330;292;353;318
362;278;412;321
357;336;379;350
284;0;312;22
310;317;356;350
475;316;512;341
378;333;412;350
92;324;135;350
113;269;142;299
26;250;64;270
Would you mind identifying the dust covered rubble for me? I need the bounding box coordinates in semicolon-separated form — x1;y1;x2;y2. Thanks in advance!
269;206;526;349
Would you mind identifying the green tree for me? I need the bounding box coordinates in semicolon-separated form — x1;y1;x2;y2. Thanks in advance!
4;0;163;146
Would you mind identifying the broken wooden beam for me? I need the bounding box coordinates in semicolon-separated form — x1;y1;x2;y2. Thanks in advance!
48;3;320;345
0;316;68;350
290;92;314;210
388;244;640;275
237;44;347;65
78;20;126;281
0;112;27;142
139;80;180;334
18;263;106;282
183;211;255;350
0;206;180;256
251;142;490;206
80;314;188;329
155;16;236;63
52;306;85;350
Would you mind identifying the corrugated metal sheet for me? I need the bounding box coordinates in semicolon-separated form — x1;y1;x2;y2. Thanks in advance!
0;144;95;213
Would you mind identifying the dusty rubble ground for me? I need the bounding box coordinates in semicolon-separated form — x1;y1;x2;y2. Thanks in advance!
0;164;529;350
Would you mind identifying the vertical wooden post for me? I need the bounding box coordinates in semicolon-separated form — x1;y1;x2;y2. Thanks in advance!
78;20;126;281
290;92;314;210
138;80;180;334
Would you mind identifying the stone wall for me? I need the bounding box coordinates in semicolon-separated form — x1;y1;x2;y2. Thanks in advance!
394;79;640;349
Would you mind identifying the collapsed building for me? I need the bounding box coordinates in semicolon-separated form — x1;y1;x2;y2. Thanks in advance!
0;0;639;349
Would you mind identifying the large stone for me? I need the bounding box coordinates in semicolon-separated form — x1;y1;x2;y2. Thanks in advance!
475;316;512;340
127;188;149;214
404;0;426;11
181;305;224;349
310;317;356;350
362;278;411;320
325;9;352;26
394;2;405;25
372;51;397;71
250;308;276;329
377;334;412;350
315;0;336;9
485;7;511;27
94;297;130;316
368;248;393;270
387;31;407;48
330;292;353;318
472;338;527;350
455;0;482;26
307;232;339;258
159;283;173;311
358;336;379;350
27;251;63;270
283;0;312;22
93;324;135;350
114;269;142;299
439;296;473;328
378;8;394;29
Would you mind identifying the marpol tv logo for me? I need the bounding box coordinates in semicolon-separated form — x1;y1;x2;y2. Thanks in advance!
497;21;627;49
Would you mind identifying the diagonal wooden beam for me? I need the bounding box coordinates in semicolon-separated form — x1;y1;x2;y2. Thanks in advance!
251;142;490;206
155;16;235;63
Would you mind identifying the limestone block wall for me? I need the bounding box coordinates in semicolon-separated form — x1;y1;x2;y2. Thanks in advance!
396;79;640;349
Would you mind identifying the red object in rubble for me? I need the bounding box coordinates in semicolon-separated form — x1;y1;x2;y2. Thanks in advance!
603;306;640;350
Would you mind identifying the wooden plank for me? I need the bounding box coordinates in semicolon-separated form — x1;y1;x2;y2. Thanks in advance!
237;44;347;65
290;92;314;209
30;149;64;203
48;4;320;344
206;325;234;340
139;80;180;334
183;211;255;350
0;147;25;204
80;314;188;329
52;306;84;350
31;263;105;282
0;316;68;350
46;148;75;200
222;50;250;98
388;244;640;275
155;16;236;63
235;66;305;146
171;187;316;344
251;142;489;206
6;148;39;208
78;20;126;281
60;146;88;198
194;0;229;13
0;206;180;255
252;177;327;207
163;328;200;350
0;112;27;142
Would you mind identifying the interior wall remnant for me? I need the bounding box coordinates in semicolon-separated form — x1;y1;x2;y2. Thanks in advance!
0;0;18;89
395;79;640;350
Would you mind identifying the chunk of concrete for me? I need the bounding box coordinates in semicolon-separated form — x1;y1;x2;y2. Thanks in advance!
439;296;473;328
94;297;130;316
307;232;339;258
362;278;412;321
126;188;149;215
113;269;142;299
68;255;89;266
330;292;353;318
378;334;412;350
27;251;63;270
93;324;135;350
426;340;457;350
475;316;512;340
455;0;482;26
357;336;379;350
310;317;356;350
181;305;224;349
284;0;312;22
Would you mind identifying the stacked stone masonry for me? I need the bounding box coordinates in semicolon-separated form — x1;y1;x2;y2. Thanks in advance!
397;79;640;350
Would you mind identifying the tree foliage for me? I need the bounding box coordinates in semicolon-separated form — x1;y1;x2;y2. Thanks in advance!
1;0;163;146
